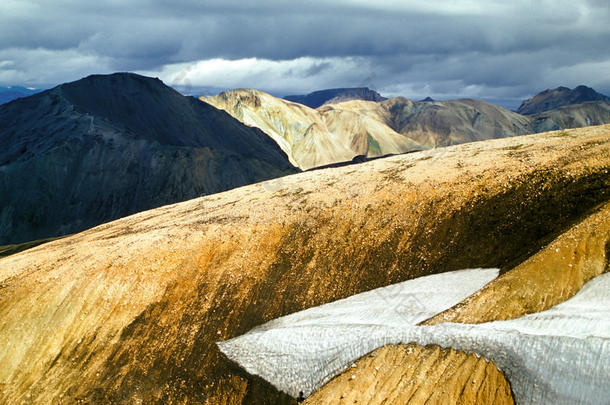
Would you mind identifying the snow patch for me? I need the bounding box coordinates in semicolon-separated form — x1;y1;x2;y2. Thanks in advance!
218;270;610;404
218;268;499;397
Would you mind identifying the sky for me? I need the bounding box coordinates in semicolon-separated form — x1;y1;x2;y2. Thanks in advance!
1;0;609;109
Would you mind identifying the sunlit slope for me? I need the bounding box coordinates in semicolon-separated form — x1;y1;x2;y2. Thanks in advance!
207;89;610;166
202;89;421;169
305;344;514;405
0;125;608;404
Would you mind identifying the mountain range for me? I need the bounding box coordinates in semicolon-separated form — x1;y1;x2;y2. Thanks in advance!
202;89;421;169
204;87;610;169
0;69;609;404
0;86;41;105
2;74;610;245
0;73;297;245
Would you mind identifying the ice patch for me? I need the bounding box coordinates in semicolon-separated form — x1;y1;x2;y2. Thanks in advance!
218;270;610;404
218;268;499;397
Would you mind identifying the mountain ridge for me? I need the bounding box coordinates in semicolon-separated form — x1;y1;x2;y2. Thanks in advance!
207;88;610;164
202;89;421;169
1;125;608;404
284;87;386;108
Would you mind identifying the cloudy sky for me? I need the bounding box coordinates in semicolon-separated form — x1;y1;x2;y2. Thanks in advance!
1;0;609;108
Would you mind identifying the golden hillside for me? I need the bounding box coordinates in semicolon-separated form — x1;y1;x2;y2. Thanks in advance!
0;125;609;404
317;96;532;148
307;201;609;404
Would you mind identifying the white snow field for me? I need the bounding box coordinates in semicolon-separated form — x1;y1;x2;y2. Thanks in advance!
218;269;610;404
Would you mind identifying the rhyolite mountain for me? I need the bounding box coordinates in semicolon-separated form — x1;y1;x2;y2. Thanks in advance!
0;86;41;105
284;87;386;108
364;97;533;147
529;100;610;133
208;88;610;165
203;90;534;162
0;73;297;245
202;89;422;169
517;85;610;115
361;96;609;146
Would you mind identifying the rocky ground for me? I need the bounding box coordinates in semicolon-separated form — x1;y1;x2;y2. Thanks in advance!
305;344;514;405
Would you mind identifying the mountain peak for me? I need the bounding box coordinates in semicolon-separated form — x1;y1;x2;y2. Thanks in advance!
56;72;166;98
517;85;610;115
46;72;228;147
0;72;297;245
284;87;387;108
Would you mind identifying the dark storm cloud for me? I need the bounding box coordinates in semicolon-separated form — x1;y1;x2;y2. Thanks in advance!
1;0;609;107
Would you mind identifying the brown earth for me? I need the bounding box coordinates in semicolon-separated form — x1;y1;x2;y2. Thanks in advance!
0;235;67;258
304;345;513;405
0;125;609;404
